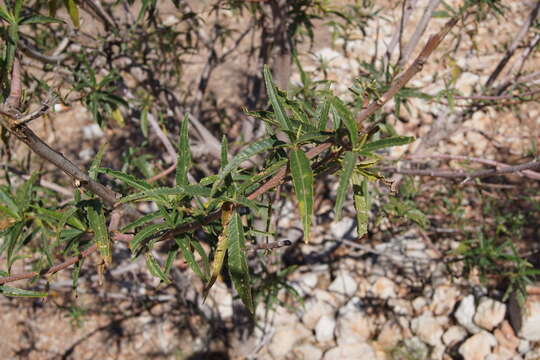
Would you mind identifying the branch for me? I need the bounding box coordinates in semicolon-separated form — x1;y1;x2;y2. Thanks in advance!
385;159;540;180
484;0;540;88
398;0;441;68
385;0;418;63
0;244;97;285
405;154;540;180
357;16;458;132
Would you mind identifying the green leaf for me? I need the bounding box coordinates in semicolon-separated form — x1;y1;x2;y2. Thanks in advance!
352;174;369;237
19;15;64;25
263;65;293;135
15;173;37;212
289;149;314;242
176;236;208;281
221;135;229;170
331;96;358;146
118;186;185;204
211;137;279;195
145;252;170;283
130;222;170;255
98;167;152;191
0;286;48;298
360;136;415;153
334;151;357;221
120;211;162;233
0;6;14;23
89;143;108;181
0;187;20;220
63;0;79;28
227;210;254;314
176;114;191;187
85;200;111;265
140;107;149;137
316;97;331;130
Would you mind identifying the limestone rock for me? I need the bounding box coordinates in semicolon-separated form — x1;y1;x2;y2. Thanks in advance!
474;297;506;331
315;315;336;343
335;311;374;345
443;325;468;347
323;343;376;360
455;295;481;334
509;293;540;341
458;331;497;360
376;320;403;350
328;272;357;297
411;312;443;346
269;323;312;359
371;277;397;299
294;344;323;360
431;286;459;316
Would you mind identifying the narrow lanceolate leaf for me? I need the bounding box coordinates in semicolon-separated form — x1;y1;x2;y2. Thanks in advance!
145;252;170;283
0;187;20;220
211;137;278;195
98;168;152;191
330;97;358;146
63;0;80;28
289;149;314;243
360;136;415;153
263;65;293;134
227;210;254;314
203;202;234;300
119;185;209;204
352;174;369;238
176;114;191;187
130;222;170;255
176;236;208;281
316;97;331;130
0;286;48;298
334;151;357;221
86;201;111;265
89;143;108;180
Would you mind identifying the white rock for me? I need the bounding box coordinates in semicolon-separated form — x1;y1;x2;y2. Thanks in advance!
411;312;443;346
518;339;530;354
301;296;336;330
371;277;397;299
316;315;336;343
314;47;342;63
509;293;540;341
458;331;497;360
328;272;358;297
443;325;468;347
209;283;233;319
323;343;376;360
455;295;482;334
335;311;374;345
269;323;312;359
331;217;356;239
431;285;460;316
412;296;428;314
294;344;323;360
377;320;403;350
82;123;104;139
299;273;319;289
474;297;507;331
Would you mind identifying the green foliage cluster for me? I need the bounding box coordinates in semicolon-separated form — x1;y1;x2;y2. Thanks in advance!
0;0;537;317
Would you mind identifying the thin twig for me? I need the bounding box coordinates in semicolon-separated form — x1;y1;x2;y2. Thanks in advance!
358;17;458;132
405;153;540;180
398;0;441;68
386;0;418;63
484;0;540;88
384;159;540;180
